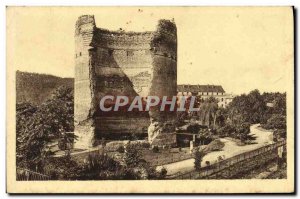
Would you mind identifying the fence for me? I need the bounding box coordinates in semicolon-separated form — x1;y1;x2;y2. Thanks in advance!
149;152;193;167
170;139;286;179
16;167;51;181
147;145;208;167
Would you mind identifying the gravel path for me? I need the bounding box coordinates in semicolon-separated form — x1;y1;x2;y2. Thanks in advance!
157;124;274;175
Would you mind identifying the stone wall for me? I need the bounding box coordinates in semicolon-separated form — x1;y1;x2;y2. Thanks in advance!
74;15;177;149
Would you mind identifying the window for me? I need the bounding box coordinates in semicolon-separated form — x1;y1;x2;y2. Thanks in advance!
79;52;82;56
221;98;224;102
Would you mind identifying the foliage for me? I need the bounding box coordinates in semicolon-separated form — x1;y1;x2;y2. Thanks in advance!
262;114;286;130
16;86;74;170
58;132;78;156
76;153;123;180
274;129;287;140
187;124;201;134
124;143;143;167
116;145;125;153
197;127;214;142
227;90;267;124
216;123;235;137
216;122;254;142
235;122;255;142
262;92;286;115
203;139;225;153
159;167;168;179
216;90;286;142
43;156;79;179
215;108;227;127
45;152;125;180
152;146;160;153
226;90;286;125
197;97;219;128
44;149;166;180
175;111;189;126
194;148;206;171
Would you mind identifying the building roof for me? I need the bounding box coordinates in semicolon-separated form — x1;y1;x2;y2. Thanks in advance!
177;84;225;93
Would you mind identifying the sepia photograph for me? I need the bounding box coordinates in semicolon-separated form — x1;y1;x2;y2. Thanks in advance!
6;6;294;193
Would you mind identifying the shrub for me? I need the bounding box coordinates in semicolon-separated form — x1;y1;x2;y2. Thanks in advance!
205;161;210;166
159;167;168;179
116;145;125;153
16;86;74;170
216;124;235;137
194;148;206;171
69;152;123;180
262;114;286;130
274;129;286;140
203;139;224;153
124;143;142;167
152;146;159;153
187;124;201;134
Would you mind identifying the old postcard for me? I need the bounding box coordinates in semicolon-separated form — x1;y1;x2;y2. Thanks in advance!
6;6;294;193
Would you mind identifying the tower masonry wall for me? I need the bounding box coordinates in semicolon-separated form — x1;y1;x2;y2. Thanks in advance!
74;15;177;149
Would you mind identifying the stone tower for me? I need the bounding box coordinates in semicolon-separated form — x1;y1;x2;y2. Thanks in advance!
74;15;177;149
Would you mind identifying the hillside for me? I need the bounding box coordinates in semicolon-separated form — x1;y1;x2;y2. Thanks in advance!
16;71;74;105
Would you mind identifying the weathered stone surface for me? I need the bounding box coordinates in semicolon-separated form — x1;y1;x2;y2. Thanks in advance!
74;119;95;149
74;15;177;149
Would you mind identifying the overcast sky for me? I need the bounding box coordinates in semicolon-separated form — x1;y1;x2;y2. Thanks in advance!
7;7;293;94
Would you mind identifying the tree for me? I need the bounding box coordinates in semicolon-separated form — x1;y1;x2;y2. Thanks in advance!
216;123;235;137
194;148;206;171
16;102;38;165
226;90;267;124
58;132;78;156
198;97;218;128
215;90;286;144
16;86;74;170
234;122;255;142
215;108;227;128
123;143;142;167
262;114;286;130
78;152;121;180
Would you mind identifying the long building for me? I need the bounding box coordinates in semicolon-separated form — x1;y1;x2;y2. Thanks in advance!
177;84;234;108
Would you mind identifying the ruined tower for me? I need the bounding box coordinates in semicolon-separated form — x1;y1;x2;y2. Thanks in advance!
74;15;177;149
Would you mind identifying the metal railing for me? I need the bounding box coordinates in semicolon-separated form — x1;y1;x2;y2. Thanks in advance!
16;167;51;181
170;139;286;179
